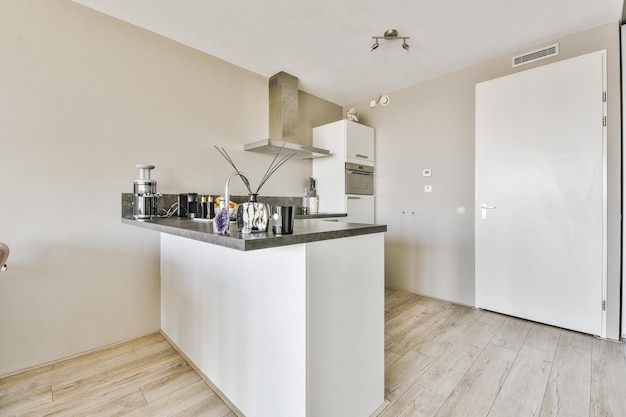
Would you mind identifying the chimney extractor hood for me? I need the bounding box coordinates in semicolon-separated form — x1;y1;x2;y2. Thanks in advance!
244;72;330;159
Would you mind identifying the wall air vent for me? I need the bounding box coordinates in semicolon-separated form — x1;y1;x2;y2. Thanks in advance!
512;43;559;67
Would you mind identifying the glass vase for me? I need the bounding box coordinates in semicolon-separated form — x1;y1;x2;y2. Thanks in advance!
236;194;270;233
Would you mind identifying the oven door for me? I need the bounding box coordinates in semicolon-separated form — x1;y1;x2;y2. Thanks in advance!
345;163;374;195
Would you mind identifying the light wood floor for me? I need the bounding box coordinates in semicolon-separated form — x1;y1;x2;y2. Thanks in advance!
1;288;625;417
0;333;236;417
381;288;626;417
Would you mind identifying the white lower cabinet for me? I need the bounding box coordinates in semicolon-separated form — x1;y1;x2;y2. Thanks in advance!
346;195;375;223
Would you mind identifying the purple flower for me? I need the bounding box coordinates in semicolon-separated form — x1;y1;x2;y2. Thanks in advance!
214;207;229;234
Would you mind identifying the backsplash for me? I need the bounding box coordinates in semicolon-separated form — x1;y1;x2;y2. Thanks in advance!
121;193;303;219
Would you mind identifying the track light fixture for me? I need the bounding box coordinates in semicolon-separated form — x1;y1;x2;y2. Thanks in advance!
370;29;410;51
370;95;390;108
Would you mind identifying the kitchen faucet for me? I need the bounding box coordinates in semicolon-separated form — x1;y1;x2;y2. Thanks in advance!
214;171;250;234
222;171;249;212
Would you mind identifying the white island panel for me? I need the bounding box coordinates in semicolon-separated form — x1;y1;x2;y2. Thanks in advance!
161;233;308;417
308;232;384;417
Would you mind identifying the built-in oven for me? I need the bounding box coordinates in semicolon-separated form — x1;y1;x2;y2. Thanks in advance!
345;162;374;195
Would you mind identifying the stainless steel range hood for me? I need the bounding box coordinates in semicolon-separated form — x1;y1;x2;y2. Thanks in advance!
244;72;330;159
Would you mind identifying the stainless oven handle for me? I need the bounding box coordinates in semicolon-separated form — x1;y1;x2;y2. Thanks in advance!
347;171;372;176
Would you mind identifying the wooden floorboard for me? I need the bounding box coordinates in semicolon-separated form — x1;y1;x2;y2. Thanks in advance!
590;337;626;417
414;320;499;398
1;289;625;417
486;344;554;417
538;331;592;417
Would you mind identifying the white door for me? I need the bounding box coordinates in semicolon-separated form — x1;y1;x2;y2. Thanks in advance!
475;51;606;337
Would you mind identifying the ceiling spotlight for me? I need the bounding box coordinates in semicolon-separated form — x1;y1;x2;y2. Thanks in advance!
370;29;410;51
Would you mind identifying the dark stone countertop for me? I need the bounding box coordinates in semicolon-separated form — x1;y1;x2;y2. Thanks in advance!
121;216;386;251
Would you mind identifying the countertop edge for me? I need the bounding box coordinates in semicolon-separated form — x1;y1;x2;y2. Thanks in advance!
121;217;386;251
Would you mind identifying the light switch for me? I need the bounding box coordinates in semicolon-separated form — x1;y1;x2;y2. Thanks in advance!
457;206;465;214
423;169;432;177
424;185;432;193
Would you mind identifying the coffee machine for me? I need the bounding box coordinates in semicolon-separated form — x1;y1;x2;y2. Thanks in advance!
133;164;158;221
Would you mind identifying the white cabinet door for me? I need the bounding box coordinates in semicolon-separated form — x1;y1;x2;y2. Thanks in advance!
346;121;375;165
345;195;375;223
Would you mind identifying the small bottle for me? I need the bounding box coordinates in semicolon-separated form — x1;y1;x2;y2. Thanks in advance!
199;195;208;218
302;188;309;215
208;195;215;219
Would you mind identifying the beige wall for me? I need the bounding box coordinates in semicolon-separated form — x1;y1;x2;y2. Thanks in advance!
346;22;622;339
0;0;340;376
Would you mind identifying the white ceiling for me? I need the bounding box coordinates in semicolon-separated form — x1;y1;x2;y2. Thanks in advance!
73;0;622;106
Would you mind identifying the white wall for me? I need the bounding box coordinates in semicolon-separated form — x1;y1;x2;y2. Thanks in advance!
0;0;340;376
346;22;622;339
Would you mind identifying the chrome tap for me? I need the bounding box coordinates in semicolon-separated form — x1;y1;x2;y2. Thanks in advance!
214;172;250;234
222;172;249;212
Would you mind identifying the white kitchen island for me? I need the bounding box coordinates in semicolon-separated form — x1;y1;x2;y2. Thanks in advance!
124;216;386;417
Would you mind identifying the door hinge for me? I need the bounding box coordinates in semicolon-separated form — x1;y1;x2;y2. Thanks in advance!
602;116;607;127
602;91;607;102
602;300;606;311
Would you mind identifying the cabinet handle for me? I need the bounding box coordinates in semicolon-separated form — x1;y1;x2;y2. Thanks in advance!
355;154;369;159
347;196;361;200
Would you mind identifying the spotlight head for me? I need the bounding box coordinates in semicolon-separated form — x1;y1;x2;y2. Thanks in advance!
402;41;410;51
384;29;399;39
370;41;379;52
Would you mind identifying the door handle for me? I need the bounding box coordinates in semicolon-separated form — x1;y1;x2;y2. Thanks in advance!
481;204;496;220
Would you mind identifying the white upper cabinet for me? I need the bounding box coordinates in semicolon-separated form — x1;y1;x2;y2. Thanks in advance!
345;121;375;164
313;120;375;166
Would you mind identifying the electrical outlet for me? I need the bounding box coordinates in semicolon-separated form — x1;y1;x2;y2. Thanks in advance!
423;169;432;177
424;185;432;193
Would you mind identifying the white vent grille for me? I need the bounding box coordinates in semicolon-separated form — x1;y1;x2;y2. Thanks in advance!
512;44;559;67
